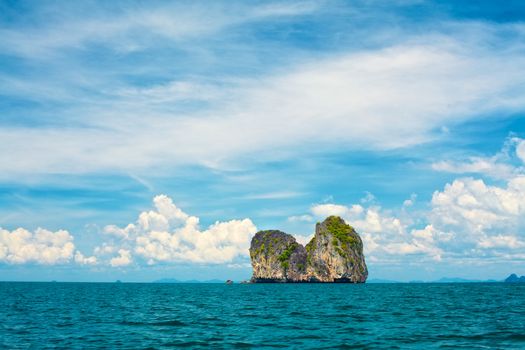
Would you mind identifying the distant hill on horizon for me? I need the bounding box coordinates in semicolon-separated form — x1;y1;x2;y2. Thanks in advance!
433;277;500;283
152;278;225;284
504;274;525;283
367;279;400;283
369;277;502;284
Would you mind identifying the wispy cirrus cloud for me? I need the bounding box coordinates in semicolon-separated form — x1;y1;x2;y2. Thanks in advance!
2;24;525;178
2;0;525;180
432;159;517;180
0;1;320;58
241;191;305;200
431;136;525;180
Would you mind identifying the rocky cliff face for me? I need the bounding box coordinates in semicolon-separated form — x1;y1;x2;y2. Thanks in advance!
305;216;367;282
249;230;307;282
249;216;367;283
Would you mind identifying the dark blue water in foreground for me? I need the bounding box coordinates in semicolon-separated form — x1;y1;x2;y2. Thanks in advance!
1;282;524;349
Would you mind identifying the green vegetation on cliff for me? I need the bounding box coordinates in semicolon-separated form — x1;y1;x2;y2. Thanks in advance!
325;216;359;251
278;242;298;270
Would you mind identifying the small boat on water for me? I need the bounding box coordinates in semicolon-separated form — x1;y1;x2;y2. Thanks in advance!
225;279;234;284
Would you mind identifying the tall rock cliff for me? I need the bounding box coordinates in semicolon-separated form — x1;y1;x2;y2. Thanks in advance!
249;230;307;282
249;216;367;283
305;216;367;282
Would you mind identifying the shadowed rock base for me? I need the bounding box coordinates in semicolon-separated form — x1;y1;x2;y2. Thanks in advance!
250;278;364;283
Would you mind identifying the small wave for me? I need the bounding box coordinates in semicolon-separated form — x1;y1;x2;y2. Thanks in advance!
231;341;254;348
436;331;525;342
289;311;305;316
164;340;209;347
506;333;525;341
151;320;187;326
120;320;186;327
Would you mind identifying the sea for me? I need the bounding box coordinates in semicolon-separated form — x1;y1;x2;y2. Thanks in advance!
1;282;524;349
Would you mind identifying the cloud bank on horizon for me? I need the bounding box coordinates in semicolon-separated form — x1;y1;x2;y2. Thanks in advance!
1;0;525;281
3;138;525;269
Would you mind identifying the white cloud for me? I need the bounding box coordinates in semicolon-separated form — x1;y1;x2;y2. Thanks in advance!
516;139;525;164
311;203;403;236
430;177;525;252
4;178;525;269
74;251;98;265
306;174;525;263
432;158;516;180
0;2;319;59
403;194;417;207
93;243;116;255
0;227;75;264
431;136;525;180
251;2;319;18
242;191;304;200
311;203;363;218
99;195;257;265
478;235;525;250
110;249;132;267
287;214;313;222
3;23;525;177
0;226;99;266
293;233;314;246
226;262;252;269
428;150;525;258
309;202;428;259
308;201;445;262
361;192;376;204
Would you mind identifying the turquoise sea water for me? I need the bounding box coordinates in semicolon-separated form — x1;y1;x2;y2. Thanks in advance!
1;282;524;349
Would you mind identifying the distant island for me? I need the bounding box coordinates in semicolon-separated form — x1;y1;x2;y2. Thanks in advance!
249;216;367;283
504;274;525;283
153;278;224;284
368;278;500;283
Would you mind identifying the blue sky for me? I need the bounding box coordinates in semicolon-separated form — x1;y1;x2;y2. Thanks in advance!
1;0;525;282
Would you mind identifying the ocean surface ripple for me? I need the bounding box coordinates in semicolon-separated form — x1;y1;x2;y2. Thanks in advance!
1;282;524;349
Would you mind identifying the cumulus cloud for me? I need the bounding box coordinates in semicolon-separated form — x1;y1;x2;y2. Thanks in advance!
311;203;363;218
0;227;76;264
0;195;257;267
93;243;116;255
293;234;315;247
4;179;525;269
110;249;132;267
305;175;525;263
74;251;98;265
311;203;405;236
430;177;525;252
403;194;417;207
99;195;257;265
309;202;440;260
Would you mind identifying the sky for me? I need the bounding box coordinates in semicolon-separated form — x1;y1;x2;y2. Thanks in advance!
1;0;525;282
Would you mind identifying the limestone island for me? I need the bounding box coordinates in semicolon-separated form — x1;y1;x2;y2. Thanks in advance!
249;216;367;283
